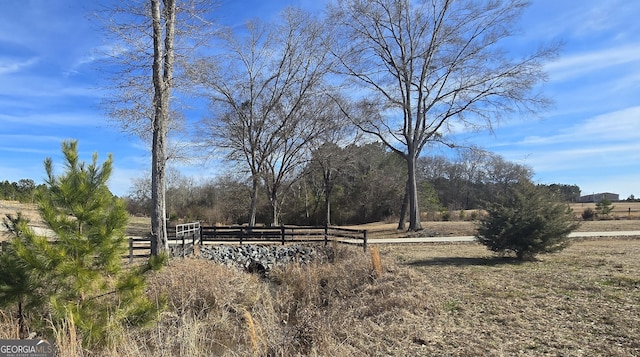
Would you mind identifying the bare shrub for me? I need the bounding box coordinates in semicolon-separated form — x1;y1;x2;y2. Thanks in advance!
582;207;595;220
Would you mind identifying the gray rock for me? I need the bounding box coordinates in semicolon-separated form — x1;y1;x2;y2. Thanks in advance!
186;244;333;274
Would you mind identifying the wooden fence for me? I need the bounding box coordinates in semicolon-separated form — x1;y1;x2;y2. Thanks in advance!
0;225;368;262
127;225;368;261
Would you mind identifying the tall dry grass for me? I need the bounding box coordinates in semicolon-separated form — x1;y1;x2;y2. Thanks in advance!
2;239;640;356
74;244;392;356
370;246;383;278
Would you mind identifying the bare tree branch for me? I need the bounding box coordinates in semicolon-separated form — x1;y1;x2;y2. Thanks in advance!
328;0;559;230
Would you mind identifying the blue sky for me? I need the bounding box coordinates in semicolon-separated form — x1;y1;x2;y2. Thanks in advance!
0;0;638;199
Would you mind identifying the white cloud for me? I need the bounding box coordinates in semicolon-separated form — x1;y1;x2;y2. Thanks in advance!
544;144;637;168
0;112;106;127
523;0;640;41
0;74;104;99
0;57;39;75
519;106;640;145
546;44;640;82
483;104;640;197
568;1;626;37
65;43;130;76
0;134;62;143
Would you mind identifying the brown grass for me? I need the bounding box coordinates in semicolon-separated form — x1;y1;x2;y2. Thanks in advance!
2;200;640;355
570;201;640;219
370;246;383;278
2;238;638;356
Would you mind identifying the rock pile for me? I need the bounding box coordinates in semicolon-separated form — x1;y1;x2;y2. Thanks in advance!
175;244;335;274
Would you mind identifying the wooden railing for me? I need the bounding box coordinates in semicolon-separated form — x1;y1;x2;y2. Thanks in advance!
128;237;153;263
126;225;368;261
199;225;367;250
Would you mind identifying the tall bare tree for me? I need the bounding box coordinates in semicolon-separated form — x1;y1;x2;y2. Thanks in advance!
189;8;337;226
328;0;558;231
97;0;217;255
148;0;174;254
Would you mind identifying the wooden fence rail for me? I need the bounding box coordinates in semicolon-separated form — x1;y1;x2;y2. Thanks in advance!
0;225;368;262
128;225;368;261
199;225;367;249
128;237;153;263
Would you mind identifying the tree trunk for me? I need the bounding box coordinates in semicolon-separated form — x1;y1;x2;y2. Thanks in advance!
397;182;408;230
407;154;422;231
324;178;333;226
151;129;167;255
248;176;259;227
18;300;26;339
150;0;175;256
270;192;280;226
324;188;331;226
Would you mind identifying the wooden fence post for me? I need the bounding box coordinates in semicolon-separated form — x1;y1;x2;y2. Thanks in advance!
181;233;186;258
362;230;368;253
281;226;286;245
324;225;328;246
128;238;133;264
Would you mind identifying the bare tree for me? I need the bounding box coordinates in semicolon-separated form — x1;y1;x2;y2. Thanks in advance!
97;0;217;255
189;8;336;226
147;0;174;254
308;142;352;226
328;0;558;231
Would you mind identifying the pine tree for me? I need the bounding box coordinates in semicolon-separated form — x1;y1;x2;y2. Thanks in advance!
595;197;615;217
0;213;48;338
476;181;580;260
0;141;159;347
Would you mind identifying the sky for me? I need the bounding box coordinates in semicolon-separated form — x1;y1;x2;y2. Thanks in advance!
0;0;638;199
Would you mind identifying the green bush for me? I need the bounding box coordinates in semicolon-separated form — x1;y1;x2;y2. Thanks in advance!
476;181;580;260
440;208;450;221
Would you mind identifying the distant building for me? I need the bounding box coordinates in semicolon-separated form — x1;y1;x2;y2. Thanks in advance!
578;192;619;203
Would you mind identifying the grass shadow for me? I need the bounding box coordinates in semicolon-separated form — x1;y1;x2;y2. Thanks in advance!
404;256;524;267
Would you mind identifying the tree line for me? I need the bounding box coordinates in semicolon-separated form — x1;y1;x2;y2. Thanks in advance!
122;142;580;226
0;179;46;203
419;151;581;210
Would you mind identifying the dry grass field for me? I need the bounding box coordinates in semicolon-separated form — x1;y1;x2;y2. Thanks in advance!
1;200;639;356
569;201;640;219
1;239;639;356
160;239;640;356
0;200;151;238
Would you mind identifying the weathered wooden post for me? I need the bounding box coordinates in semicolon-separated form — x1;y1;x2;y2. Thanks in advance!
281;226;286;245
362;230;368;253
181;233;186;258
324;225;328;246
